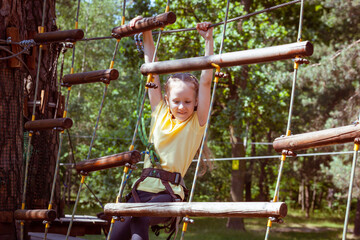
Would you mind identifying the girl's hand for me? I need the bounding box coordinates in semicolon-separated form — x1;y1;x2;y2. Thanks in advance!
196;22;213;40
129;16;143;28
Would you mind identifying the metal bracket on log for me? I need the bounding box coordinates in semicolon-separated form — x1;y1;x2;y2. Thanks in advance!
140;41;313;75
14;209;56;222
62;69;119;86
33;29;84;44
24;118;73;131
112;12;176;39
273;124;360;152
75;150;141;174
104;202;287;218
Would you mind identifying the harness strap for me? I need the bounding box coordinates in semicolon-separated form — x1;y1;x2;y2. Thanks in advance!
131;168;187;203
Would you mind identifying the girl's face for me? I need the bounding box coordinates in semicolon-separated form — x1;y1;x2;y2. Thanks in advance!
165;80;198;122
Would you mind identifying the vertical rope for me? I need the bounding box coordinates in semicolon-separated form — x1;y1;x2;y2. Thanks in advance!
181;1;230;239
20;1;47;239
264;1;305;239
342;139;360;239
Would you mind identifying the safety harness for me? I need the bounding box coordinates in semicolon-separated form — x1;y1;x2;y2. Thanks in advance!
131;168;188;202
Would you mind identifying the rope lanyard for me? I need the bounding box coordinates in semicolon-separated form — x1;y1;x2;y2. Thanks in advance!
343;137;360;239
106;2;171;240
264;0;305;239
20;1;47;239
180;1;230;239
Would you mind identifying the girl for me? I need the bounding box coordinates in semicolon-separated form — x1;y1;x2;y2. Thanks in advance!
110;20;213;240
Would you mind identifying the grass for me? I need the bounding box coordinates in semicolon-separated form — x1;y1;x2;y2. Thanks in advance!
68;205;360;240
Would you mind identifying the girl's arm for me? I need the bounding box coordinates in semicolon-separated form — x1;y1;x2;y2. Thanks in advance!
130;16;162;111
143;31;162;111
196;22;214;126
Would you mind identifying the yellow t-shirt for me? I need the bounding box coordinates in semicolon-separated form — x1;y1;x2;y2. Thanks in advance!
136;100;206;199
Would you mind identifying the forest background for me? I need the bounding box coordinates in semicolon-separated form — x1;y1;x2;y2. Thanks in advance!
54;0;360;234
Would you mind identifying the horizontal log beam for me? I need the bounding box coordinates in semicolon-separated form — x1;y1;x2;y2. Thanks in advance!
273;124;360;152
14;209;56;221
112;12;176;39
62;69;119;86
75;150;141;174
104;202;287;218
24;118;73;131
141;41;313;75
34;29;84;43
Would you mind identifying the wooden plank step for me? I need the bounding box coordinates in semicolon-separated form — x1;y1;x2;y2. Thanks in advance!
33;29;84;43
24;118;73;131
140;41;313;75
112;12;176;39
14;209;56;221
273;124;360;152
104;202;287;218
75;150;141;174
62;69;119;86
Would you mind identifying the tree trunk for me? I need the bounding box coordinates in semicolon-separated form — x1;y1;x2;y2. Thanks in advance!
226;124;246;230
354;197;360;236
311;178;317;213
245;131;254;202
0;1;59;239
305;180;310;218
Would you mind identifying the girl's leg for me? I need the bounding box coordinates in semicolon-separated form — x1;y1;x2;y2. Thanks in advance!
129;192;174;240
109;216;132;240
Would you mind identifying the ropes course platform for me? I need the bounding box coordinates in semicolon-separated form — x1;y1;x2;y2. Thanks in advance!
104;202;287;218
29;232;84;240
273;124;360;152
140;41;313;75
25;215;108;239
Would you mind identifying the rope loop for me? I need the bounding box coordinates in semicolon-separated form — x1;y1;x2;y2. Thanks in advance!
19;39;36;48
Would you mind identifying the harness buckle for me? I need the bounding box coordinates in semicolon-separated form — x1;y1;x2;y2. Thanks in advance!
174;172;181;185
149;169;161;178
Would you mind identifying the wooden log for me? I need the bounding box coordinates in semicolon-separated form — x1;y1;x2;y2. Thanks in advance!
6;27;21;68
62;69;119;86
33;29;84;43
273;124;360;152
14;209;56;221
24;118;73;131
112;12;176;39
104;202;287;218
75;150;141;174
140;41;313;75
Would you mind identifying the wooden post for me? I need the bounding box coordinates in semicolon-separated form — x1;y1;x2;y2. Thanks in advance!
273;124;360;152
140;41;313;75
62;69;119;86
24;118;73;131
6;27;21;68
75;150;141;174
104;202;287;218
14;209;56;221
33;29;84;43
112;12;176;39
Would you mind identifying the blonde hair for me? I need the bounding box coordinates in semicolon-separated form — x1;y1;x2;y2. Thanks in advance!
165;73;199;97
165;72;212;175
